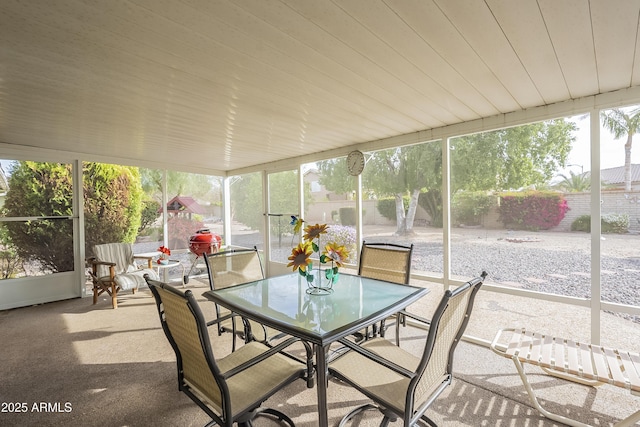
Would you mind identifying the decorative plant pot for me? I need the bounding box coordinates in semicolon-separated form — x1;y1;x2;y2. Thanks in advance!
158;258;169;265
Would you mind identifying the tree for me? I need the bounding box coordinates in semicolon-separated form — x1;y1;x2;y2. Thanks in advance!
2;161;143;273
231;173;263;230
367;143;441;234
140;168;222;205
231;171;312;235
450;119;575;193
83;163;143;252
601;107;640;191
556;170;591;192
318;119;575;234
138;199;162;234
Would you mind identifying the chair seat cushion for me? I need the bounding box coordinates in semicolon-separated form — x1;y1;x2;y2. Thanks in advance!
113;268;158;290
330;338;447;415
215;342;304;415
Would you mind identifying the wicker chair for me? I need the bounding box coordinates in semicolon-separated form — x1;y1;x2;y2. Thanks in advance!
329;272;487;427
358;241;413;343
86;242;157;309
203;247;284;351
145;275;314;427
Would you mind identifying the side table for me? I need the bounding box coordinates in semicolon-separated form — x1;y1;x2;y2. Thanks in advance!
155;259;186;288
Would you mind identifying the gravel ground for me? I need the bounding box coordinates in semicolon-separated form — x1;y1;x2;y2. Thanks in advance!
363;227;640;323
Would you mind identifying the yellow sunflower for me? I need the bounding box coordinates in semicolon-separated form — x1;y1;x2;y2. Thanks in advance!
303;223;328;241
323;242;349;268
287;242;314;272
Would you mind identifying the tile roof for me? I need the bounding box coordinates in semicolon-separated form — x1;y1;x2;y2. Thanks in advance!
600;164;640;184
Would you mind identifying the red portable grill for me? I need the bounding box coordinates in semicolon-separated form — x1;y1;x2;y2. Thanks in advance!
184;228;222;284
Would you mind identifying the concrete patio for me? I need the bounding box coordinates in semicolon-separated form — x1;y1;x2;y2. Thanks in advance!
1;274;638;426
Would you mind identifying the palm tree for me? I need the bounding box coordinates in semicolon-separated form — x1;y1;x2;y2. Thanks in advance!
557;170;590;192
601;107;640;191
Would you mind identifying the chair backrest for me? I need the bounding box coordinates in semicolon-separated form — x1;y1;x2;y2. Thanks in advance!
203;247;264;291
358;241;413;284
145;276;228;421
93;243;134;277
409;272;487;416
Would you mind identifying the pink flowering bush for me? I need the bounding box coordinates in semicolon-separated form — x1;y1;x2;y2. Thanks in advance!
498;191;569;231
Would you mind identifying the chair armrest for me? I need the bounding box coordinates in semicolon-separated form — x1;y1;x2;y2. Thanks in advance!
133;254;154;268
220;337;305;379
399;310;431;326
205;312;235;327
86;257;116;268
335;338;415;379
489;328;517;356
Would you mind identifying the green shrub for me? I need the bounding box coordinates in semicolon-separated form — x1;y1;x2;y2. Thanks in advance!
498;191;569;231
339;207;356;226
138;199;161;234
570;213;629;234
602;213;629;233
3;161;143;271
571;215;590;232
451;191;494;225
376;197;410;221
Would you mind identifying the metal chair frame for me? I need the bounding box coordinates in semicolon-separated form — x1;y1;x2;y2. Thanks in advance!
145;275;314;427
358;241;414;343
329;272;487;427
203;247;281;351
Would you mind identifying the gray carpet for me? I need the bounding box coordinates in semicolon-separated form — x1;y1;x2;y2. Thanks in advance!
0;279;636;426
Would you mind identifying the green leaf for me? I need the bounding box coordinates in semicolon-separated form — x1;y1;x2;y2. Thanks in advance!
312;242;319;253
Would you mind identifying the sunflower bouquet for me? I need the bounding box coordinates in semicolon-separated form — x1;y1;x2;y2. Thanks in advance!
287;216;350;293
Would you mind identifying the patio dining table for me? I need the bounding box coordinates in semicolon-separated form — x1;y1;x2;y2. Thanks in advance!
203;272;429;427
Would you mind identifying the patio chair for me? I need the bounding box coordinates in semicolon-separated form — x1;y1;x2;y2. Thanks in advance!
358;241;413;343
145;275;314;427
86;242;158;309
204;247;285;351
329;271;487;427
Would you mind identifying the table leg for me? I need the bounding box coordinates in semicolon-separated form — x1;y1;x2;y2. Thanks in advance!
315;343;330;427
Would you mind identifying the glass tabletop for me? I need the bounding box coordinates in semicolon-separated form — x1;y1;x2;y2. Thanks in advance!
203;272;429;345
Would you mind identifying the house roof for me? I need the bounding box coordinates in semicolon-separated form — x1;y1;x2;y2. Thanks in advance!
2;1;640;174
600;165;640;185
165;196;206;214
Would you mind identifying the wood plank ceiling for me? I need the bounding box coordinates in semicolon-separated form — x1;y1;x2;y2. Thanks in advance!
0;0;639;173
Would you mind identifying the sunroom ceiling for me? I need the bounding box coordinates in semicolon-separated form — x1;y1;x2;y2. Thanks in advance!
1;0;640;174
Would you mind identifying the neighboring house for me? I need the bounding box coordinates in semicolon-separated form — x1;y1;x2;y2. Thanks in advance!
600;164;640;191
164;195;206;219
304;168;348;201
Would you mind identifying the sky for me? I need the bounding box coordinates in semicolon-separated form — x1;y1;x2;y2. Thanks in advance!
566;113;640;174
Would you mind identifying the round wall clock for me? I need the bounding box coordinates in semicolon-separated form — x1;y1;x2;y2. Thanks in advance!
347;150;365;176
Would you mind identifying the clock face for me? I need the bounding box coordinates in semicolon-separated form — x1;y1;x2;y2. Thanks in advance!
347;150;365;176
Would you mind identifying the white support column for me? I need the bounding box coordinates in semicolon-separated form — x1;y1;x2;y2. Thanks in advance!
262;170;271;276
443;137;451;286
590;109;601;345
162;170;168;247
222;176;231;247
73;159;85;296
298;166;304;235
355;173;363;257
